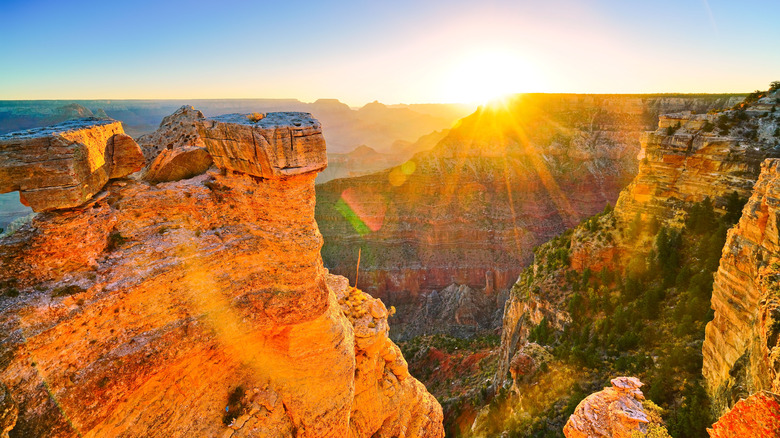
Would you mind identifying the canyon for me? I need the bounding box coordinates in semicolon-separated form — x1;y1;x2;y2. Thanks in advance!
1;88;779;437
454;87;780;437
0;113;442;437
315;93;744;340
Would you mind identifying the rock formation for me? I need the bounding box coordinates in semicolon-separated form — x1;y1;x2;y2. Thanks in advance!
563;377;663;438
614;110;773;224
0;114;443;437
703;158;780;415
0;118;144;212
496;99;780;388
197;112;327;178
136;105;213;183
316;94;741;339
394;283;500;340
708;391;780;438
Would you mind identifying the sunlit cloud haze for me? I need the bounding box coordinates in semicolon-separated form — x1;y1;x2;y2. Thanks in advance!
1;0;778;105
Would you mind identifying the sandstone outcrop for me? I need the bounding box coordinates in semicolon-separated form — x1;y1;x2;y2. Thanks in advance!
316;94;741;339
496;100;780;388
0;114;442;437
614;111;775;224
703;158;780;415
563;377;660;438
136;105;213;183
197;112;327;178
0;119;144;212
708;391;780;438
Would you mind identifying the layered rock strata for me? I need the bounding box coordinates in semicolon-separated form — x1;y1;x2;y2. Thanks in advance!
703;158;780;415
196;112;327;178
563;377;660;438
614;111;774;223
0;119;144;212
0;114;442;437
496;103;780;387
316;94;741;338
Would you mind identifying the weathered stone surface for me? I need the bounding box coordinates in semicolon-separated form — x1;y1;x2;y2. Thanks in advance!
0;118;144;212
136;105;214;183
0;115;441;437
137;105;207;164
614;110;780;224
110;133;146;178
330;275;444;437
0;384;17;438
563;377;655;438
395;282;500;340
145;146;213;183
703;158;780;415
708;391;780;438
197;112;327;178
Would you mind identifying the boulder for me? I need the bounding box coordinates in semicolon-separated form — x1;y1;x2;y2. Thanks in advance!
145;146;213;183
137;105;214;183
196;112;327;178
0;118;143;212
564;377;654;438
137;105;207;164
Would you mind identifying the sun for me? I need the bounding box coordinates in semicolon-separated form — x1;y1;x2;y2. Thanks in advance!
443;48;542;104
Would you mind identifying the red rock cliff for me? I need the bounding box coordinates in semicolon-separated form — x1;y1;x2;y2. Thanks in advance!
0;113;443;437
315;94;742;338
703;157;780;416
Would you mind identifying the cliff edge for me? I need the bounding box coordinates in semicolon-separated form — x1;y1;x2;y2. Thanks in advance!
0;113;443;437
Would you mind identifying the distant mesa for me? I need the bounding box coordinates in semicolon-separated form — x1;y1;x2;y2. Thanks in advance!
0;118;144;212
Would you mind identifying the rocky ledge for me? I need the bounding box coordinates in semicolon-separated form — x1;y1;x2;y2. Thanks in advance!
0;118;144;212
0;114;441;437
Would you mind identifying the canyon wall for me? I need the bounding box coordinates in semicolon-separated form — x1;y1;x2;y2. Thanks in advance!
702;157;780;416
316;94;742;339
495;98;780;388
0;114;443;437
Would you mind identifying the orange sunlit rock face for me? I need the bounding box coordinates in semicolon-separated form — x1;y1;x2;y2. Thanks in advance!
708;392;780;438
0;119;144;212
614;112;777;224
564;377;659;438
0;114;442;437
703;158;780;416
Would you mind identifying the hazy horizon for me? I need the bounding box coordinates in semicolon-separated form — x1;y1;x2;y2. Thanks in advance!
2;0;778;106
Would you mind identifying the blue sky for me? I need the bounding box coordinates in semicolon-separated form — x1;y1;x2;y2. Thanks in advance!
0;0;778;104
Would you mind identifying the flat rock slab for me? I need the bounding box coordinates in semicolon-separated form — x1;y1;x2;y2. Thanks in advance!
196;112;327;178
0;118;144;212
